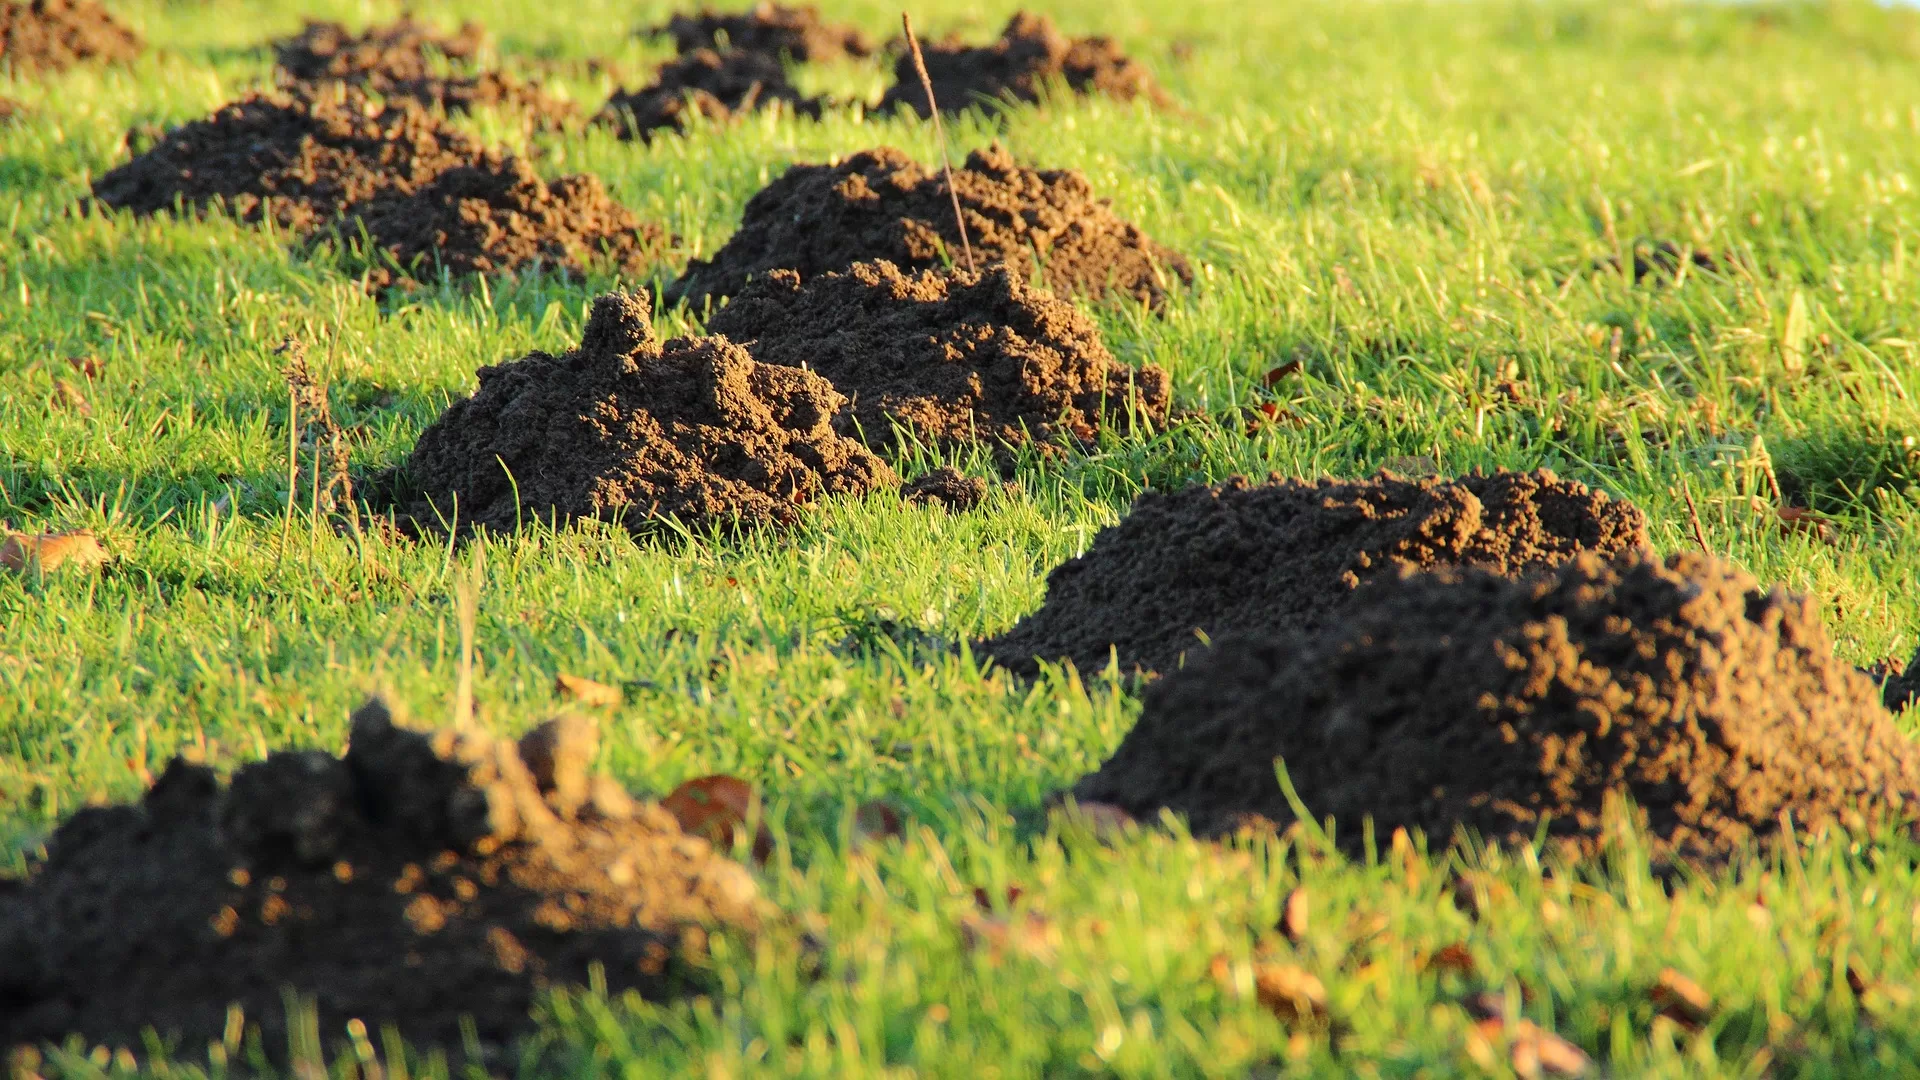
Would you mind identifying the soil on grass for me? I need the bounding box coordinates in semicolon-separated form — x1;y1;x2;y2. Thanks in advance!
275;18;576;129
877;11;1163;118
1073;551;1920;866
0;700;766;1057
393;290;895;536
646;2;873;62
901;466;988;511
0;0;142;75
1592;240;1725;284
704;259;1171;453
667;144;1191;311
595;48;824;142
89;90;485;233
1887;649;1919;712
980;470;1650;678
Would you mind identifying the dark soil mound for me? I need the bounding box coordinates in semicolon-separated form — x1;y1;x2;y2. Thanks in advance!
877;12;1162;118
1888;648;1919;712
647;2;872;61
0;700;766;1057
1074;551;1920;865
89;90;484;233
902;466;988;511
595;48;823;142
0;0;141;75
705;260;1170;453
275;18;575;129
981;470;1650;677
397;290;895;535
666;144;1190;311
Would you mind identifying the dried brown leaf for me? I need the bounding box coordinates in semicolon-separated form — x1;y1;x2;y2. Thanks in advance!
1651;967;1713;1029
1;531;109;574
553;672;622;708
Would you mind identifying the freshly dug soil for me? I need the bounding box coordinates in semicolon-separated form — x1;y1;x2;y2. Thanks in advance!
89;90;484;233
276;18;575;129
980;470;1650;677
705;260;1170;453
647;2;873;62
902;466;988;511
0;0;142;75
595;48;823;142
877;11;1162;118
1888;649;1919;712
0;700;766;1056
666;144;1191;311
1073;551;1920;865
396;290;895;535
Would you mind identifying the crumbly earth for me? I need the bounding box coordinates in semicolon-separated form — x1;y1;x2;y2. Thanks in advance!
705;260;1170;453
1073;551;1920;866
275;18;576;129
395;290;895;536
877;11;1163;118
595;48;823;142
646;2;873;62
980;470;1651;677
89;90;485;233
0;0;142;75
0;700;766;1057
666;144;1191;311
1888;648;1919;712
901;466;988;511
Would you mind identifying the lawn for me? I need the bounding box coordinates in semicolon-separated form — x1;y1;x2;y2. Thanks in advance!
5;0;1920;1075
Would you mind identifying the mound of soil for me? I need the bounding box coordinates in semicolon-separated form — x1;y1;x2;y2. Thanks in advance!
323;154;671;290
89;90;484;233
647;2;873;62
705;260;1170;453
396;290;895;535
0;700;766;1056
902;466;988;511
0;0;141;75
1073;551;1920;865
276;18;574;129
877;12;1162;118
668;144;1190;311
595;48;823;142
1887;649;1919;712
980;470;1650;677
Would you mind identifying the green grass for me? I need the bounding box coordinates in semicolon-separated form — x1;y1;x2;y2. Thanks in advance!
6;0;1920;1074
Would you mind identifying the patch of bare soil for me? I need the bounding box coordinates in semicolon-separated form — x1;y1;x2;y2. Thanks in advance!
0;0;141;75
980;470;1650;678
274;17;576;129
667;144;1190;311
877;11;1162;118
704;260;1170;453
393;290;895;536
595;48;823;142
901;466;988;511
0;701;766;1058
1073;551;1920;866
646;2;873;62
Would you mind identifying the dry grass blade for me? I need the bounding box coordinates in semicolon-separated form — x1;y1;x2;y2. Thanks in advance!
1679;475;1711;554
901;12;974;274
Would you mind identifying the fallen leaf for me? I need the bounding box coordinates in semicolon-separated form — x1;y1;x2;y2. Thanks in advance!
1252;963;1329;1025
1651;967;1713;1030
51;378;91;415
1776;505;1833;541
1263;360;1303;386
1280;887;1309;942
1470;1016;1590;1079
67;355;105;379
662;775;772;863
1;531;108;574
1424;941;1477;978
852;799;904;846
553;672;621;708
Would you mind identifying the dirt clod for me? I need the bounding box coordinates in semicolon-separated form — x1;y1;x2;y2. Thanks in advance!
596;48;823;142
646;3;873;62
394;290;895;536
0;698;766;1056
668;144;1190;311
1073;551;1920;865
705;260;1169;454
275;18;575;129
0;0;141;75
981;470;1650;678
902;467;988;511
1887;649;1919;713
878;12;1162;118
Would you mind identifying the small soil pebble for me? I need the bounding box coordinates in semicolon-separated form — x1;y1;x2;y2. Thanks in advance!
275;17;575;128
595;48;823;142
902;466;988;511
705;259;1170;453
646;2;873;61
394;290;895;535
1593;240;1723;283
1887;649;1919;713
878;11;1163;118
980;469;1650;678
0;0;142;75
668;144;1190;311
0;698;766;1056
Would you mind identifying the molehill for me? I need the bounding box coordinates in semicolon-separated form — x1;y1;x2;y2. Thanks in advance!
274;17;575;129
596;48;823;142
877;11;1162;118
646;2;873;62
0;0;142;75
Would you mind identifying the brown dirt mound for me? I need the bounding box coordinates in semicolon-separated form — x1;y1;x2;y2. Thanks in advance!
666;144;1190;311
1888;648;1919;712
1074;551;1920;865
275;18;575;129
396;290;896;535
877;11;1162;118
901;466;988;511
704;259;1170;453
981;469;1651;678
646;2;873;61
0;0;141;75
0;700;766;1057
595;48;823;142
89;90;484;233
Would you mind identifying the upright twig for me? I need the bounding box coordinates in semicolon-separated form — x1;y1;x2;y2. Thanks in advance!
902;13;975;275
453;547;481;728
1679;475;1711;555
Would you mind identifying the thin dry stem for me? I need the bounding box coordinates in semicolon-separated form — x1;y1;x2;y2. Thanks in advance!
902;13;975;274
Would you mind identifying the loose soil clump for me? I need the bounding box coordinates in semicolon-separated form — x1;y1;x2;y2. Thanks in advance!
1072;551;1920;866
646;2;873;62
980;470;1650;678
595;48;823;142
0;0;142;75
1887;649;1919;713
877;12;1163;118
902;466;988;511
0;699;766;1056
394;290;895;535
275;18;575;129
704;260;1170;453
667;144;1190;311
